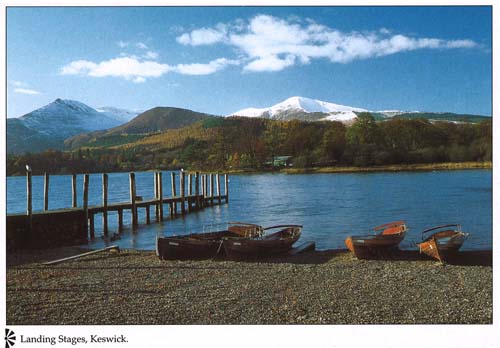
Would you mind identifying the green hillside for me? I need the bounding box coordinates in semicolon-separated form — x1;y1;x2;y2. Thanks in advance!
64;106;214;150
370;112;490;123
7;113;492;176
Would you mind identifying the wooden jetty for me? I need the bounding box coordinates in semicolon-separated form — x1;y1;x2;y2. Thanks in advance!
8;170;229;248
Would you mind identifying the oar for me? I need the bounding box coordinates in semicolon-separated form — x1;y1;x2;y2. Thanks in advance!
42;245;120;265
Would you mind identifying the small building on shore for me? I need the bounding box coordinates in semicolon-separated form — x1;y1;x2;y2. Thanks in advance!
266;156;293;167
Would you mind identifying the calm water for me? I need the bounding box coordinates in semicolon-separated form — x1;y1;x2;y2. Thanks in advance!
6;170;492;251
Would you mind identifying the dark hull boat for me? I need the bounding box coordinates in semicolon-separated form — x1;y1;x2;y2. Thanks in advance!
345;221;407;259
223;225;302;260
156;222;263;260
417;224;469;262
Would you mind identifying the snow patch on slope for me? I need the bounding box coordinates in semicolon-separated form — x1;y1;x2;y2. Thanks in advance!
96;106;140;123
19;99;122;137
230;96;370;122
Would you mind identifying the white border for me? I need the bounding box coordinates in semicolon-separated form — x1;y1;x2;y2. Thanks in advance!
1;2;497;348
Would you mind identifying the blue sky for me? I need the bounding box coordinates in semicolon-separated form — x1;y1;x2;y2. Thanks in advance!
6;6;492;117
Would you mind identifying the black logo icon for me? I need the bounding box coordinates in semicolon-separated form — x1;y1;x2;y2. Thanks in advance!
5;329;16;348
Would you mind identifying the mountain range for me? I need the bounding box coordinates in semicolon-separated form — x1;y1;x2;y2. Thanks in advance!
7;99;139;154
7;97;490;154
64;106;213;150
231;96;367;121
230;96;488;123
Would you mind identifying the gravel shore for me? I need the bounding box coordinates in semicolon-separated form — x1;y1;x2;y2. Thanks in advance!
6;248;492;325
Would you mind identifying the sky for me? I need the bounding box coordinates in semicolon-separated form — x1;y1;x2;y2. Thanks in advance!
6;6;492;118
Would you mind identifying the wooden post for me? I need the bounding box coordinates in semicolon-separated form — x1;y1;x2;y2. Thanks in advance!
158;172;164;221
203;175;208;207
205;175;208;196
200;175;205;207
216;173;221;204
201;174;205;196
89;212;95;238
154;172;159;222
129;172;138;227
180;171;186;215
102;173;108;236
195;171;200;209
225;174;229;204
210;174;214;205
83;174;90;238
26;167;32;227
169;202;174;218
187;173;193;212
72;174;77;208
43;172;49;211
146;205;151;224
171;172;177;216
118;209;123;232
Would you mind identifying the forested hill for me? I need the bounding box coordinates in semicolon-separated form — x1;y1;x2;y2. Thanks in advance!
64;106;214;150
7;113;492;176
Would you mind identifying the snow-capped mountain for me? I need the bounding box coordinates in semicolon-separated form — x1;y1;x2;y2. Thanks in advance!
7;99;127;154
229;96;490;124
96;106;140;123
19;99;121;138
230;96;369;122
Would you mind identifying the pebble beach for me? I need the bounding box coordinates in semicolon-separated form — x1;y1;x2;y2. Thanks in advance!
6;248;492;325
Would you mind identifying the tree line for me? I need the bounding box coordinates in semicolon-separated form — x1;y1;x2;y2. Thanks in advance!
6;113;492;175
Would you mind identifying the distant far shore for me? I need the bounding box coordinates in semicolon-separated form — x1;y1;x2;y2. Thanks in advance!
6;161;492;177
223;161;492;175
280;161;492;174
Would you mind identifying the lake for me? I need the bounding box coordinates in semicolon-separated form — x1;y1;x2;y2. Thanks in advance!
6;169;492;251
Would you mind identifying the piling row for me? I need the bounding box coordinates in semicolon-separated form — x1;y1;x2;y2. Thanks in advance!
24;171;229;240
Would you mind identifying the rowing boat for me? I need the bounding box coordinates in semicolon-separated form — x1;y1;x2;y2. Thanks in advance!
156;222;263;260
345;221;408;259
223;224;302;260
416;224;469;262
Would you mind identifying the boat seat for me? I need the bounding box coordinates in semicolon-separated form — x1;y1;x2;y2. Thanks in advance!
229;225;259;237
381;226;404;235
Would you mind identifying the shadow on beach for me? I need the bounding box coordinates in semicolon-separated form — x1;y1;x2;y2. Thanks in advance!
335;249;493;266
7;246;492;268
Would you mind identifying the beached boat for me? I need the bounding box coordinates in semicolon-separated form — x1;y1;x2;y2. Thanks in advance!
156;222;263;260
417;224;469;262
223;224;302;260
344;221;408;259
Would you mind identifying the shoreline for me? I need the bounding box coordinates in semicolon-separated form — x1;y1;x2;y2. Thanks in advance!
6;247;492;325
281;161;492;174
203;161;492;175
6;161;492;177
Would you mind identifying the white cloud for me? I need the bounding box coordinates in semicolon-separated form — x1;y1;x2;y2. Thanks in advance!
60;56;237;82
176;25;227;46
178;14;479;72
14;88;41;95
60;60;98;75
144;51;159;60
10;80;27;87
133;76;146;83
10;80;42;95
60;57;171;82
118;41;129;48
244;55;295;72
173;58;239;75
445;39;477;48
136;42;148;49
